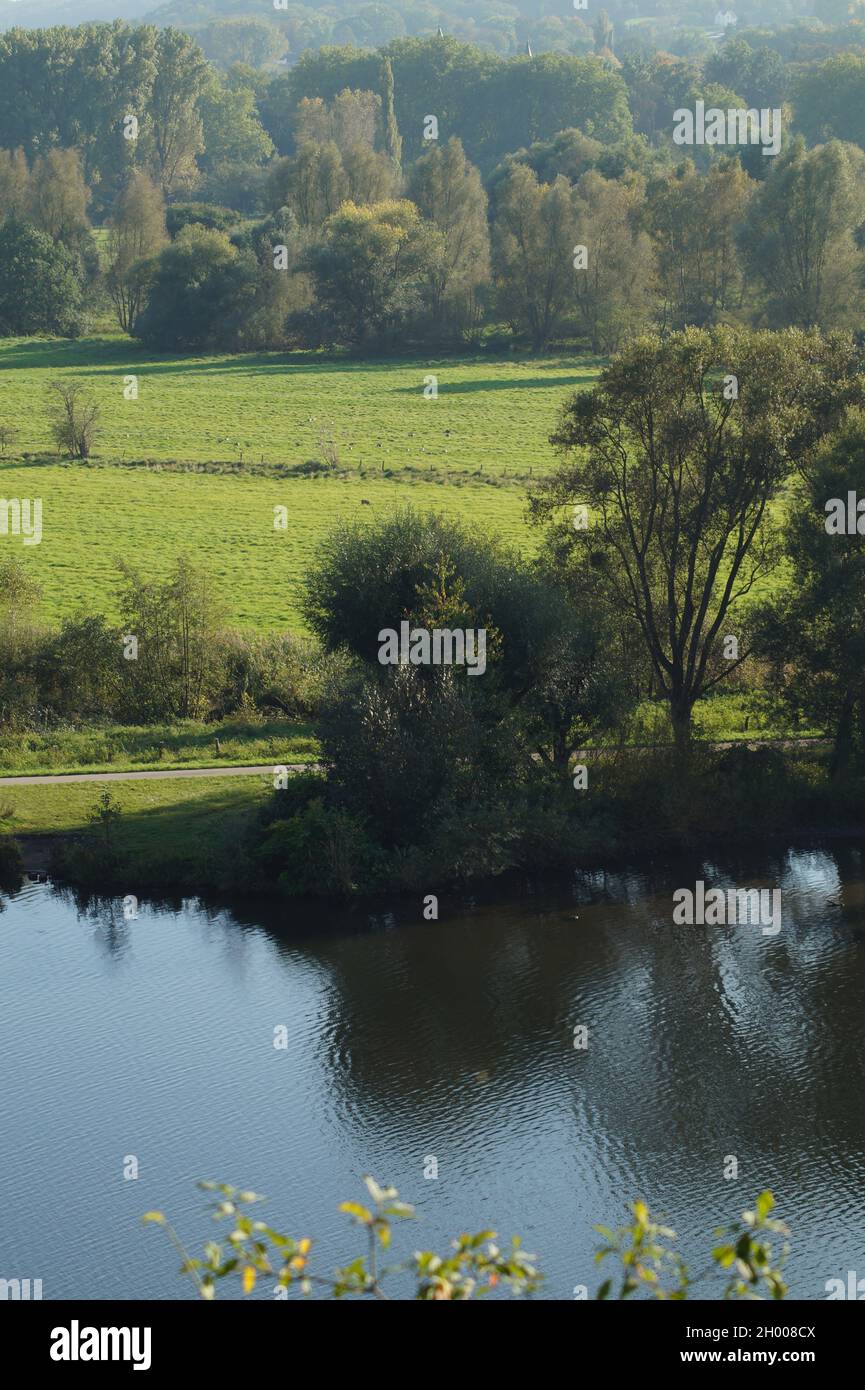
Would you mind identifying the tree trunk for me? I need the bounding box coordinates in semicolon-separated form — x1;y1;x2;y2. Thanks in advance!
670;696;693;761
830;691;856;780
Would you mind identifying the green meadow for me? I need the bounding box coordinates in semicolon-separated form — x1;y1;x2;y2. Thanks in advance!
0;336;599;471
0;336;598;628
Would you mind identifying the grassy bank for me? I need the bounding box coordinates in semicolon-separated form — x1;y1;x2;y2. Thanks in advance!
8;748;863;903
0;718;318;777
7;774;271;890
4;773;270;836
0;696;815;779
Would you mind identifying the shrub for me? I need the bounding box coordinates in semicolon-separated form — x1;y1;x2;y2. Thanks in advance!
254;796;380;897
146;1181;789;1301
165;202;237;236
46;380;100;459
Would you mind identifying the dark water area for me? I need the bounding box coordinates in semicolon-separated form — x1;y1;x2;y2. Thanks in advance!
2;842;865;1300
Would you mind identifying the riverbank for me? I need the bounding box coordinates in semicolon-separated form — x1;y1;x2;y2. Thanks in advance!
3;775;271;893
4;740;865;901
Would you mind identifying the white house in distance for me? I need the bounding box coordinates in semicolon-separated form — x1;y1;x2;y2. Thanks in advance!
715;9;738;25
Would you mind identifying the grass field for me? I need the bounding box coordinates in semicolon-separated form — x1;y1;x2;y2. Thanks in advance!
1;335;598;472
0;694;814;779
0;336;595;628
0;460;540;628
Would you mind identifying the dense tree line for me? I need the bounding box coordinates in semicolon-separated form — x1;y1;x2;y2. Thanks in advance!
123;0;859;73
4;23;865;197
58;134;865;351
6;126;865;353
4;25;865;348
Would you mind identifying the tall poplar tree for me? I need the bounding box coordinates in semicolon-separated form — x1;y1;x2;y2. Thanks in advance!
380;57;402;173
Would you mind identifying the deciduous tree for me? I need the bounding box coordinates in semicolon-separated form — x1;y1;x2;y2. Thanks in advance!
741;139;865;330
106;170;168;333
533;327;865;751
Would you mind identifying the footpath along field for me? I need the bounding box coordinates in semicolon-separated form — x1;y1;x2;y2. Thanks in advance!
0;337;599;628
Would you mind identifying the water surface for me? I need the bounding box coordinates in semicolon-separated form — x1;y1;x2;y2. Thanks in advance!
2;845;864;1300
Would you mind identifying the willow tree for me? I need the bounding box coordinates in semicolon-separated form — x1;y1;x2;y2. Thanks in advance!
532;327;865;751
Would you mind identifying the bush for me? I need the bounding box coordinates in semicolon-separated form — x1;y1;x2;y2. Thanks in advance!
297;506;634;887
217;632;344;719
46;380;100;459
165;202;238;236
254;796;381;897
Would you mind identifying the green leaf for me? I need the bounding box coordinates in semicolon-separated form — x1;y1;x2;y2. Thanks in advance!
339;1201;372;1224
755;1191;775;1221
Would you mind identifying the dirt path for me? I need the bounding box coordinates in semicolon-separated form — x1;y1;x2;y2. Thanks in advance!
0;763;315;786
0;738;827;787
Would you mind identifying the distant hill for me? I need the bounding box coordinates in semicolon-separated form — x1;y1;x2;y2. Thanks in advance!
0;0;155;29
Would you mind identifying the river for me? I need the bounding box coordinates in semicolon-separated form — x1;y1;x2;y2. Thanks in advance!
2;842;864;1300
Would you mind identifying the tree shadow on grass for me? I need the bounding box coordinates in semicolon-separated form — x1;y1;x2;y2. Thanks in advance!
392;373;596;395
52;777;273;895
0;338;606;381
0;339;332;376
